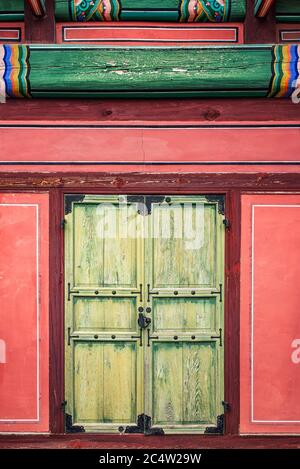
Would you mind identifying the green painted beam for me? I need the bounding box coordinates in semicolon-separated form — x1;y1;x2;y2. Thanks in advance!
1;44;299;99
55;1;246;22
276;0;300;23
0;0;24;21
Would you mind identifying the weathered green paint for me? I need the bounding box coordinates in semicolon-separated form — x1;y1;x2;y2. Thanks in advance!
276;0;300;23
0;0;24;21
65;195;224;434
28;45;271;98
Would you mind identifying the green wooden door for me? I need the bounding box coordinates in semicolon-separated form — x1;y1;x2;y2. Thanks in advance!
65;195;224;434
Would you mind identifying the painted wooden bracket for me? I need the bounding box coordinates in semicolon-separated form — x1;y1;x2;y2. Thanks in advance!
254;0;275;18
27;0;46;18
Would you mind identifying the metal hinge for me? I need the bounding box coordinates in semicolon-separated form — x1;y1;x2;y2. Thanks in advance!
211;283;223;302
211;328;223;347
223;218;230;230
119;414;164;436
222;401;231;412
65;413;85;433
61;218;66;229
204;414;224;434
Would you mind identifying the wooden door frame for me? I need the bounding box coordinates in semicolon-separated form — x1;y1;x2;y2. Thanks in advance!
1;173;300;439
57;187;236;435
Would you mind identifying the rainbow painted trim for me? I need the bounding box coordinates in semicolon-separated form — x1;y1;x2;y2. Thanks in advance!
0;45;31;98
179;0;231;23
70;0;121;22
27;0;46;17
254;0;274;18
268;45;300;98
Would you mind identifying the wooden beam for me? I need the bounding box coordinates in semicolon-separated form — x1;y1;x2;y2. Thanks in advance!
1;99;300;124
245;0;276;43
1;44;299;98
0;172;300;191
254;0;275;18
24;0;55;43
55;0;246;23
27;0;46;17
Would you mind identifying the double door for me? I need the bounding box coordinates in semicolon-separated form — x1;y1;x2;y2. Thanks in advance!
65;194;224;434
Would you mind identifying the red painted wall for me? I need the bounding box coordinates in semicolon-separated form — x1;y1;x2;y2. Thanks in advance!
240;195;300;434
0;126;300;173
0;193;49;432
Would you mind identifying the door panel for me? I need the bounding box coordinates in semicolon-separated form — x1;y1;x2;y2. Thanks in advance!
145;196;224;434
152;342;218;426
73;296;137;333
153;297;216;333
65;194;224;434
73;342;137;427
65;195;143;432
73;201;139;288
151;201;217;288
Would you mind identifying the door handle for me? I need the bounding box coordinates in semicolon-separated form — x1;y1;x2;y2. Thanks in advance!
138;313;151;329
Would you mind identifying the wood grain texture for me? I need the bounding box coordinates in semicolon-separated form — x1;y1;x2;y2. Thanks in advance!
65;196;142;432
27;45;272;98
224;190;241;435
0;173;300;190
49;189;65;433
1;99;299;124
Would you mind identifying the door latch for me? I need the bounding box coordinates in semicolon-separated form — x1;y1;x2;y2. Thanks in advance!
138;313;151;329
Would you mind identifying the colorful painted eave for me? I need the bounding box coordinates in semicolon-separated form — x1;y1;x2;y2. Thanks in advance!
0;44;299;99
1;1;300;23
255;0;275;18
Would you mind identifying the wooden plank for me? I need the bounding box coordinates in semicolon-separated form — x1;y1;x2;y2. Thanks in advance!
224;190;241;434
1;173;300;190
25;0;55;43
1;99;299;124
49;188;64;433
55;0;246;22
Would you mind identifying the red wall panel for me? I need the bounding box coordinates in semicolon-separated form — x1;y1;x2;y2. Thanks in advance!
0;126;300;174
0;193;49;432
240;195;300;434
